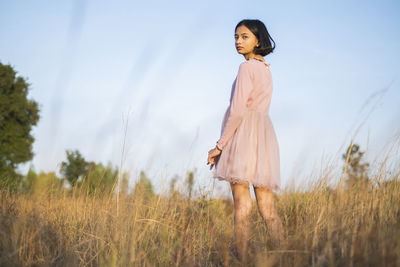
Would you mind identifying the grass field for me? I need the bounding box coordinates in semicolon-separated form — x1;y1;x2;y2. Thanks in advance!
1;143;399;266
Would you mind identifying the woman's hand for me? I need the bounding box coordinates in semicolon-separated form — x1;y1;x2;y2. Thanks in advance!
207;146;222;170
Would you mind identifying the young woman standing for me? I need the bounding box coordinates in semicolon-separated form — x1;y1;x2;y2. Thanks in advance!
207;19;284;262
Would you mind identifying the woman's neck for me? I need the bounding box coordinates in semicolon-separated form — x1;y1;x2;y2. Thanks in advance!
244;53;264;61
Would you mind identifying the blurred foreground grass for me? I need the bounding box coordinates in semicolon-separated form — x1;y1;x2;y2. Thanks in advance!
1;160;399;266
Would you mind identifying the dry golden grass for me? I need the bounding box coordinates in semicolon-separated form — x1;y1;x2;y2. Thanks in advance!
1;147;399;266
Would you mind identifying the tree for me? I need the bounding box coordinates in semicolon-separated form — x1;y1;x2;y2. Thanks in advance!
84;161;119;195
169;174;179;196
21;167;63;194
186;170;195;199
60;149;127;196
119;171;130;196
60;150;88;187
0;62;40;189
21;167;38;193
132;171;154;201
342;143;370;189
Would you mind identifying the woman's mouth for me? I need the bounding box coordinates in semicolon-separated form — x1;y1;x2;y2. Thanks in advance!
237;47;243;50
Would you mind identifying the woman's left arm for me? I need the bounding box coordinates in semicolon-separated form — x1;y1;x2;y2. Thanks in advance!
216;61;254;150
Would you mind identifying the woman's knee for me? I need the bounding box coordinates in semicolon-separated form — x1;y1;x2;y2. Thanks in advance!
235;198;252;217
254;187;277;217
231;183;252;217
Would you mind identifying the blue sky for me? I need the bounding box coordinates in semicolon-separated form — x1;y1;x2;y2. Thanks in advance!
1;0;399;195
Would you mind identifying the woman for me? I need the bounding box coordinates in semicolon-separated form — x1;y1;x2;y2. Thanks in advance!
207;19;284;261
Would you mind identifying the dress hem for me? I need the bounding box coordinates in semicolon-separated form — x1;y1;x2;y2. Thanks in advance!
212;175;280;192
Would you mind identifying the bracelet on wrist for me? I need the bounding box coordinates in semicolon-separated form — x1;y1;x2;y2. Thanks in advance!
216;144;222;151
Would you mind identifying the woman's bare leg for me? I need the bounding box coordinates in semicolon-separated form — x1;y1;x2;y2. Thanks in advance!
230;182;252;262
254;186;284;246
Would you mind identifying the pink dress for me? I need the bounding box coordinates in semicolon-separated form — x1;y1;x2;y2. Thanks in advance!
213;58;280;191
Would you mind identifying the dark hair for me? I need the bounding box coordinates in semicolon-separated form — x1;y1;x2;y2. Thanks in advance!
235;19;275;56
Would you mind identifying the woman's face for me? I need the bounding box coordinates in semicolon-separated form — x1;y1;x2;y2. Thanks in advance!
235;25;259;56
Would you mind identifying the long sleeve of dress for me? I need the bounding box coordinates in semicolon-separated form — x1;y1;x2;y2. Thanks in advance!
216;62;254;150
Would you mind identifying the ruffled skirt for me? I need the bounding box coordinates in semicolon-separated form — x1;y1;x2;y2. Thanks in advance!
213;108;280;191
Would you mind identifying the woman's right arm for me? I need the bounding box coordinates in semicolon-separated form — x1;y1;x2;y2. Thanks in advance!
216;61;254;150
